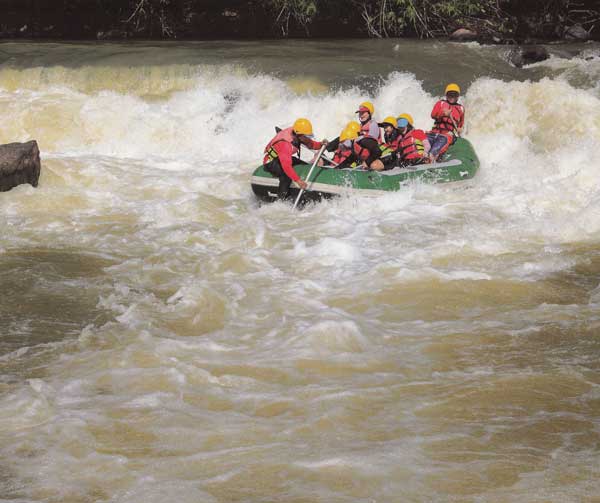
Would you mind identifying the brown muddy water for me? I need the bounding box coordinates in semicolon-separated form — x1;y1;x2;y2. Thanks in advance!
1;39;600;502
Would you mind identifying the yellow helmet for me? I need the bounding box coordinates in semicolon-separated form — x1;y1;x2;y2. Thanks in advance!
397;113;414;127
445;83;461;95
340;127;359;143
345;121;361;134
380;116;398;128
356;101;374;115
292;118;314;136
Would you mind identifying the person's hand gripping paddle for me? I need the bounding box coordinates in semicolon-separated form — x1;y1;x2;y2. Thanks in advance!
293;145;327;210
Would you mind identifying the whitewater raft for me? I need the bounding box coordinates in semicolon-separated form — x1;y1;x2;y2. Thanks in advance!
251;137;479;202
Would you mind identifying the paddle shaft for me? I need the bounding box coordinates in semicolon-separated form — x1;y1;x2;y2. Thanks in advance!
321;155;339;168
293;145;327;210
445;103;461;138
451;116;461;138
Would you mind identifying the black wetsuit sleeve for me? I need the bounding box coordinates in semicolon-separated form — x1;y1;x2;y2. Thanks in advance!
359;137;381;165
336;151;360;169
326;137;340;152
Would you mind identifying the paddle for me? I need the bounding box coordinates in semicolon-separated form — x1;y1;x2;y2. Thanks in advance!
450;116;461;138
444;105;461;138
293;145;327;210
321;155;339;168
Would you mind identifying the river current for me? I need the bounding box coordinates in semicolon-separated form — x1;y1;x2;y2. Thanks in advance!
1;39;600;502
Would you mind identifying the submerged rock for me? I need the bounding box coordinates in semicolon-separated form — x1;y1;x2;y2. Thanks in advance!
509;46;550;68
450;28;478;42
0;140;41;192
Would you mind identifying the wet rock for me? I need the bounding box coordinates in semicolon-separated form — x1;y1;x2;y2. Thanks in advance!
488;35;516;45
564;24;589;41
96;30;128;40
449;28;478;42
509;46;549;68
0;141;41;192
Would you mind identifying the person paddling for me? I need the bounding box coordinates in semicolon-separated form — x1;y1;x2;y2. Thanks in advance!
263;118;327;200
427;83;465;163
397;113;431;166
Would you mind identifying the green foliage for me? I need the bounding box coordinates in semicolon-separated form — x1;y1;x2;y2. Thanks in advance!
8;0;598;39
269;0;320;35
382;0;501;37
433;0;486;18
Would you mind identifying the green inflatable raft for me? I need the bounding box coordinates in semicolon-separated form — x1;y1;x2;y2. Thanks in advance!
251;137;480;203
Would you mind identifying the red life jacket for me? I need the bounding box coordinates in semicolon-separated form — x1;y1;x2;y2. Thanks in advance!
263;127;298;164
353;141;372;162
383;130;401;151
432;100;464;138
333;146;353;165
399;129;427;161
359;118;382;143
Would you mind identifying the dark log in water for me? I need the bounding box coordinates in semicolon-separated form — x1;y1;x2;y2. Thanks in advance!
0;141;41;192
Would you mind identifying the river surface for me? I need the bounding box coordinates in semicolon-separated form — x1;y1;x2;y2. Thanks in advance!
1;39;600;502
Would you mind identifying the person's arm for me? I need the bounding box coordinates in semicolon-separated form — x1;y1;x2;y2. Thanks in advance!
356;139;378;169
326;137;340;152
304;137;324;150
272;142;300;182
431;100;445;120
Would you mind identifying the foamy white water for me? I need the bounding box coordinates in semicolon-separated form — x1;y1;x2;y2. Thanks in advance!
1;40;600;502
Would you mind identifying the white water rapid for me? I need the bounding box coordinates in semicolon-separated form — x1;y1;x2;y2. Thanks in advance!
1;40;600;502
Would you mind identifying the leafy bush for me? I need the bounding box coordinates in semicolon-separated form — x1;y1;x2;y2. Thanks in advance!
8;0;598;39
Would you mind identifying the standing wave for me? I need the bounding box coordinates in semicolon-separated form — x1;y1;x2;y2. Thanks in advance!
1;66;599;241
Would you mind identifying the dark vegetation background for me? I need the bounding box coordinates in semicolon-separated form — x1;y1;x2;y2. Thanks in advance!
0;0;598;41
